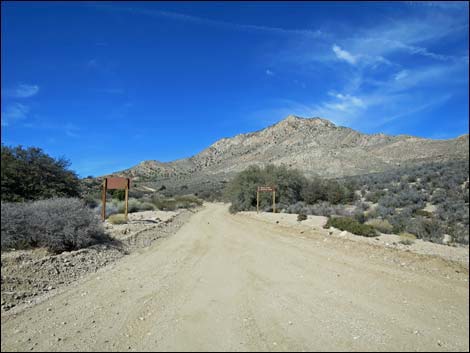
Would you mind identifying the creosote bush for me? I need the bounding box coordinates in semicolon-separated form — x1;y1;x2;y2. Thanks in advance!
297;213;307;222
325;216;377;237
1;198;112;253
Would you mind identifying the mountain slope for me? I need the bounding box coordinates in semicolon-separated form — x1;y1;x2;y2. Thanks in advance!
110;115;469;187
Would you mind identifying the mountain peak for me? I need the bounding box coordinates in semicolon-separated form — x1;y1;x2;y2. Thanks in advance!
284;114;302;122
111;116;468;182
277;115;336;128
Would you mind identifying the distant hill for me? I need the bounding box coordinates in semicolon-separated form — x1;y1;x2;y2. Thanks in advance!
104;115;469;193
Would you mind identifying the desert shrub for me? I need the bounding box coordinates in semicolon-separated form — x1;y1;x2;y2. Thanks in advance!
301;178;325;204
128;188;146;199
151;194;202;211
1;198;111;253
152;195;176;211
263;164;306;207
198;188;223;202
1;145;80;202
354;211;366;224
447;223;469;245
366;218;394;234
286;201;306;215
376;205;395;218
108;198;156;213
306;201;333;216
436;200;469;224
127;198;142;213
109;189;125;201
108;214;127;225
325;217;377;237
140;202;156;211
83;195;98;208
355;201;369;212
406;217;442;243
365;190;386;203
175;195;203;206
430;189;446;203
388;208;413;234
297;213;307;222
226;164;306;213
325;180;355;204
399;232;417;245
94;201;120;218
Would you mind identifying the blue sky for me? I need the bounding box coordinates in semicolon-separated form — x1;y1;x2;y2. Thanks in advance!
2;1;469;177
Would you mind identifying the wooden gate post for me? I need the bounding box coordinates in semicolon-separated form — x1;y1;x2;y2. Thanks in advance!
101;179;107;221
256;189;260;213
102;177;130;222
272;190;276;213
124;180;129;221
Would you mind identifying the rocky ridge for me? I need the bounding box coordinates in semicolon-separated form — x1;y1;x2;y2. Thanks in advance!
108;115;469;189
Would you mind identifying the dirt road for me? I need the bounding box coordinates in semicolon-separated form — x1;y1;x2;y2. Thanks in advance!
2;203;469;351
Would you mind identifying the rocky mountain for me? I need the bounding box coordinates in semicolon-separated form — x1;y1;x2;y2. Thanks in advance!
109;115;469;191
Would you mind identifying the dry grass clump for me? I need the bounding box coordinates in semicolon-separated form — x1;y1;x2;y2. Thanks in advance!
366;218;394;234
399;232;417;245
107;214;128;225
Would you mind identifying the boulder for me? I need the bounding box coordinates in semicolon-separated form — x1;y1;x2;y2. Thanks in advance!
442;234;452;245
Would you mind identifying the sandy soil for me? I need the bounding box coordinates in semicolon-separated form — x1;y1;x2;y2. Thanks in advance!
240;211;469;266
1;203;468;351
1;209;191;313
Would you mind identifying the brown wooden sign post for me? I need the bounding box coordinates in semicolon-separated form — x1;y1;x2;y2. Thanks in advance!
101;177;130;221
256;186;276;213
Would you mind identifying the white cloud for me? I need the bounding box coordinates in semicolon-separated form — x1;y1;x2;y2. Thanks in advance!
1;103;29;126
374;94;452;127
332;44;357;65
93;4;323;38
329;92;365;108
394;70;409;81
251;3;467;134
265;69;275;76
4;84;39;98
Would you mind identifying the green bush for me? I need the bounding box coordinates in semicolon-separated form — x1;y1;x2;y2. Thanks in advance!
325;217;377;237
1;145;80;202
301;178;326;204
354;211;366;224
226;164;307;213
110;189;125;201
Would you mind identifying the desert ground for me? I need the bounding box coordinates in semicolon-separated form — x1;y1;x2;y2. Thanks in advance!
1;203;469;352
